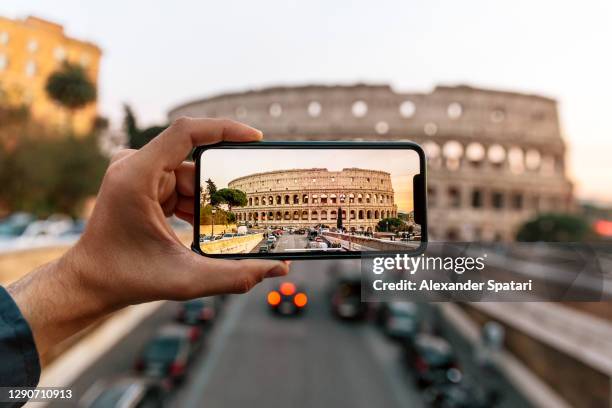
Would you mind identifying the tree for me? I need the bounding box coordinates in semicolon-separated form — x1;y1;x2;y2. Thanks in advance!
45;62;96;132
376;217;404;232
516;213;593;242
123;104;168;149
213;188;247;211
205;179;219;206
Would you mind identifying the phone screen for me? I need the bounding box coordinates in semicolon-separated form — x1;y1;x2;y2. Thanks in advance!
195;143;426;258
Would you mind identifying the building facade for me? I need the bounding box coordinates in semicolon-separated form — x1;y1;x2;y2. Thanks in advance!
0;16;101;135
170;84;574;241
228;168;397;230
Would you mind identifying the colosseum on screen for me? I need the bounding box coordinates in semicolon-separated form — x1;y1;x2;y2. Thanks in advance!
197;147;422;254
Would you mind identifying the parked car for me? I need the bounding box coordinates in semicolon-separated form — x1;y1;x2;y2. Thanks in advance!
79;376;165;408
266;237;277;249
423;379;500;408
134;324;201;385
221;233;235;239
329;272;367;321
259;244;271;253
378;301;421;340
403;333;461;388
177;297;218;325
267;282;308;316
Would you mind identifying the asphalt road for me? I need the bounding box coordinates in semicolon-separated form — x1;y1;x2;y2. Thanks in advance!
171;260;424;408
251;233;310;253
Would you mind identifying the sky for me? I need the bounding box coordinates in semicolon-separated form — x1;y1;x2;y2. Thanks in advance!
2;0;612;204
200;149;421;212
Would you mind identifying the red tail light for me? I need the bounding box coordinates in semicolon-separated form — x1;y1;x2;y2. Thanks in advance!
280;282;296;296
267;290;281;306
134;359;144;371
170;362;185;377
189;327;202;342
414;356;428;373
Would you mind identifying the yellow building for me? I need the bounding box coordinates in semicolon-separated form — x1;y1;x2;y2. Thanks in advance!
0;16;101;135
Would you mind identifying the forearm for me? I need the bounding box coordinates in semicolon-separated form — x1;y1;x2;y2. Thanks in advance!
6;248;112;357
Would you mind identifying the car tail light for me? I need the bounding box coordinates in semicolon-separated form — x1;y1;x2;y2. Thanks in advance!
414;356;428;373
134;359;144;371
280;282;296;296
294;293;308;308
170;362;185;377
201;308;215;320
267;290;281;306
189;327;202;342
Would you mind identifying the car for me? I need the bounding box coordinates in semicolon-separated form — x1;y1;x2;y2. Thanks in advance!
266;237;276;248
79;376;165;408
259;244;270;253
423;379;500;408
378;301;421;340
134;324;202;385
266;282;308;316
403;333;461;388
329;273;368;320
177;297;218;325
199;235;212;243
221;233;235;239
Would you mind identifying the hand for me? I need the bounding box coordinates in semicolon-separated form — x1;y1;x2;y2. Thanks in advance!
8;117;289;356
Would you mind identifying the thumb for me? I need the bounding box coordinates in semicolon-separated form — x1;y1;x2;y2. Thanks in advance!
185;257;289;297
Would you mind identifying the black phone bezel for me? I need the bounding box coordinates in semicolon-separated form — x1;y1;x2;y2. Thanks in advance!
192;141;427;260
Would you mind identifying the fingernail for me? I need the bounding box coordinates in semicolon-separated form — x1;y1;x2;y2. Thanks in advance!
266;263;288;278
283;260;292;266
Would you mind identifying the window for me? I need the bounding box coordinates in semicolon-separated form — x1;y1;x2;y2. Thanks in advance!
54;47;66;61
448;187;461;208
351;100;368;117
424;122;437;136
491;192;504;209
0;54;7;71
491;109;505;123
27;39;38;53
471;189;483;208
375;121;389;134
399;100;416;118
511;193;523;210
25;61;37;77
447;102;463;119
269;103;282;117
307;101;321;117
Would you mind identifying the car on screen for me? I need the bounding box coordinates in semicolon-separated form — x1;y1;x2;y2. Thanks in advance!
79;376;165;408
403;333;461;388
176;297;218;325
329;273;367;321
266;237;277;249
377;301;421;340
259;244;271;253
134;324;201;385
266;282;308;316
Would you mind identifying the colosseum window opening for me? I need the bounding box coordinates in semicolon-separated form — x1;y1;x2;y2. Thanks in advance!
399;100;416;118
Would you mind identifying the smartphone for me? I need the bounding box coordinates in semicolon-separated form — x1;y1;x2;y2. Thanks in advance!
192;141;427;259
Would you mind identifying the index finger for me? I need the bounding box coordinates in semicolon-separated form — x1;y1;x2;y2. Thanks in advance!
139;117;263;170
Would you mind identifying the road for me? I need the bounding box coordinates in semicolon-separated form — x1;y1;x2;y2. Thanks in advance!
52;259;530;408
251;232;311;253
171;260;423;407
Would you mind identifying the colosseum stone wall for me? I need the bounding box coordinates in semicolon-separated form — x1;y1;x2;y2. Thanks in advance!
228;168;397;230
171;84;574;241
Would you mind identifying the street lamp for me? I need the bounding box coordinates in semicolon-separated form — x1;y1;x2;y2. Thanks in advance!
211;207;217;238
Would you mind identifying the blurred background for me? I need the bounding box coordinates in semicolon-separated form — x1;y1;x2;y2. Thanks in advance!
0;1;611;407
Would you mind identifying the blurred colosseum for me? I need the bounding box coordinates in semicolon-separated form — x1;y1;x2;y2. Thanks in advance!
169;84;574;241
228;168;398;231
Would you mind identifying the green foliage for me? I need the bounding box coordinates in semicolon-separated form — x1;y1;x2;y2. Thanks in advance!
45;62;96;110
0;135;108;217
376;217;405;232
213;188;247;210
205;179;219;205
199;204;232;226
516;213;593;242
123;104;168;149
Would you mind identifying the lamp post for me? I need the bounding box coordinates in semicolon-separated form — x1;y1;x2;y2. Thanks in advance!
211;207;217;238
